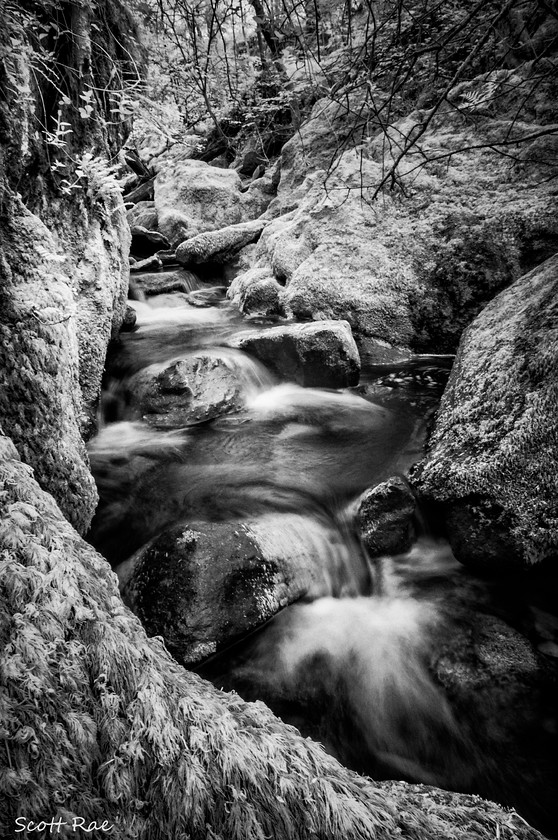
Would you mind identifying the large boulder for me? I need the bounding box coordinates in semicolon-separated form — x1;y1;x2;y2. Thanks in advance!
117;514;368;665
227;320;361;388
414;255;558;571
176;218;267;265
154;158;272;247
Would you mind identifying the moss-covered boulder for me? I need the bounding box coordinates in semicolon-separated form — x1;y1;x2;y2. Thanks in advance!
414;255;558;570
154;158;272;247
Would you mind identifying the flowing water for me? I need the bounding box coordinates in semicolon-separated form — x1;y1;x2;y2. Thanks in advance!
88;267;558;836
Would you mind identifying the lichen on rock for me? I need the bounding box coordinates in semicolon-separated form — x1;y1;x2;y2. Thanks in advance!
414;254;558;570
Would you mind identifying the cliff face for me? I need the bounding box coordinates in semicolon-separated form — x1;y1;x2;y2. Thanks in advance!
0;0;137;532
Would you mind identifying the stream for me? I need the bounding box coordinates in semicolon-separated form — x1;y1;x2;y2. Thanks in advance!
87;267;558;836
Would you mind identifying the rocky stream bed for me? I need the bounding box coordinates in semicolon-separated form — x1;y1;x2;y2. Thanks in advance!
87;259;558;837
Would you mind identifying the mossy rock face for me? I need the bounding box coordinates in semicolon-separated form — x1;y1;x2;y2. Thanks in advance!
0;1;133;532
414;254;558;570
0;191;129;533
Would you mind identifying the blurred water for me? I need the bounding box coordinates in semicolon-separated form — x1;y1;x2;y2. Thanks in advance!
88;282;472;783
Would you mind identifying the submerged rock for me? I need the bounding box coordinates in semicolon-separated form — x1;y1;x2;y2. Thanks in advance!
117;514;368;665
176;219;267;265
357;477;417;558
121;305;137;332
228;320;361;388
414;254;558;571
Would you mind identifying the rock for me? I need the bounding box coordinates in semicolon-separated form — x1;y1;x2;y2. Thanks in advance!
175;219;267;265
227;267;285;318
237;149;266;177
130;268;201;296
228;320;361;388
0;441;544;840
130;225;171;258
154;158;272;247
433;610;558;830
117;513;368;665
357;477;417;557
127;200;158;230
123;176;154;204
156;249;178;265
120;305;137;332
126;351;254;427
414;255;558;571
129;254;163;272
230;72;558;351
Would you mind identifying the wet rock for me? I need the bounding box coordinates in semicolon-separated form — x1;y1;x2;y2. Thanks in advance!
156;249;178;265
117;514;367;665
228;320;360;388
127;200;158;230
227;267;285;318
175;219;267;265
130;268;201;296
121;305;137;332
357;477;417;558
154;158;271;247
414;254;558;571
126;352;252;427
130;225;171;258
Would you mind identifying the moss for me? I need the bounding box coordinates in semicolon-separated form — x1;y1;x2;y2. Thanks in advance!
415;254;558;568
